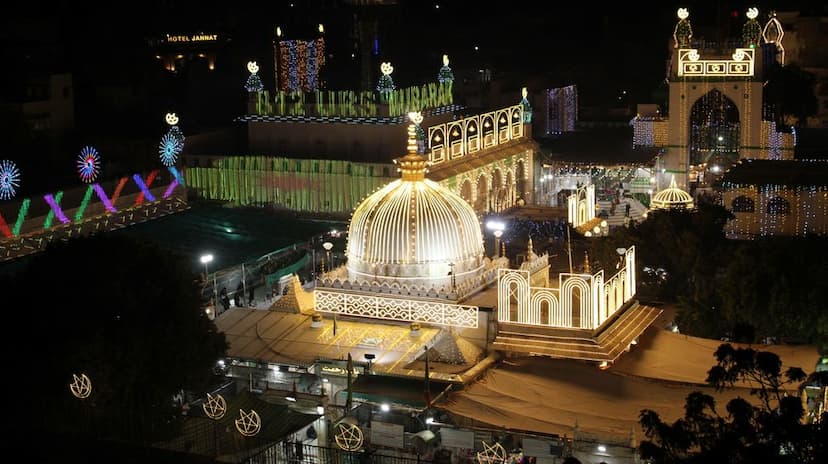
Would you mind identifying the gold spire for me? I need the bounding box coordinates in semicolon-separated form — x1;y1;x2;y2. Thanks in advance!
583;251;590;273
526;237;535;261
396;121;428;181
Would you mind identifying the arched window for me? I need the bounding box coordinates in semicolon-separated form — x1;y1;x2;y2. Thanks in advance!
731;195;755;213
766;196;790;215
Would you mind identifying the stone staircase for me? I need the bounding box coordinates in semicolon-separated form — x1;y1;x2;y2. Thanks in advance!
491;302;663;362
596;196;648;227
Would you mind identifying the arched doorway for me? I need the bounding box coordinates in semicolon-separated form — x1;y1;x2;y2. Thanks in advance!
475;175;489;213
460;179;473;205
689;89;740;173
491;169;503;212
505;170;514;208
515;160;526;204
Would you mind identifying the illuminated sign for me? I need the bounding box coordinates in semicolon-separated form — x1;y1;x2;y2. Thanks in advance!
677;48;755;77
166;34;218;43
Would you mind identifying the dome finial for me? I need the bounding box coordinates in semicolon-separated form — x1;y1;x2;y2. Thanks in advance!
396;114;428;181
669;174;678;189
583;251;590;273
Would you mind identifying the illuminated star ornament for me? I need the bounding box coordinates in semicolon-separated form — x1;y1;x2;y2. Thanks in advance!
0;159;21;200
476;441;507;464
69;373;92;399
334;418;364;451
158;133;183;166
245;61;264;92
234;409;261;437
202;393;227;420
77;146;101;183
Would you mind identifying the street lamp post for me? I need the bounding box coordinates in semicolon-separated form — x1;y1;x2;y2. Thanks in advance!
322;241;333;273
200;254;217;309
493;229;503;257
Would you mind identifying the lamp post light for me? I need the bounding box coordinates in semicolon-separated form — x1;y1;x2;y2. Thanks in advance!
200;254;217;308
322;241;333;272
493;229;503;257
616;247;627;269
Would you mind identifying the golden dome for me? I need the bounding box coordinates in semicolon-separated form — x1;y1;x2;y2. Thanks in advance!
345;124;484;288
651;176;694;210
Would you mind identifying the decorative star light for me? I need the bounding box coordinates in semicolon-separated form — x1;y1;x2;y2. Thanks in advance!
677;8;689;20
165;113;179;126
247;61;259;74
235;409;261;437
334;420;363;451
380;62;394;76
476;441;507;464
0;159;21;200
77;146;101;183
158;133;183;166
69;373;92;399
318;23;324;34
747;7;758;20
202;393;227;420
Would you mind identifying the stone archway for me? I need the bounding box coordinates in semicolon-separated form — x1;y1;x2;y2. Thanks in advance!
689;89;740;167
475;174;489;213
505;170;514;209
460;179;473;205
491;169;503;212
515;160;526;204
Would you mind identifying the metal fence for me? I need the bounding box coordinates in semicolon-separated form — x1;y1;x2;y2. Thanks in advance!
248;443;432;464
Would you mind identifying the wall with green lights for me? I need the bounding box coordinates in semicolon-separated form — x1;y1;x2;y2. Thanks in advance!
185;156;397;213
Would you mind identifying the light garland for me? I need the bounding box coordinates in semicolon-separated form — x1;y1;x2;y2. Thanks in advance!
673;8;693;48
134;170;159;204
742;8;762;48
545;85;577;135
520;87;532;123
276;36;326;92
438;54;454;84
762;11;785;65
376;62;395;96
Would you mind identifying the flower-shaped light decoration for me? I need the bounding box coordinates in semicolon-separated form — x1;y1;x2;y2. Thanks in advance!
77;146;101;183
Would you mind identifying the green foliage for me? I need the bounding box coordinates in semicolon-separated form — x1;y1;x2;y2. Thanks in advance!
639;344;828;463
1;234;227;442
765;64;818;127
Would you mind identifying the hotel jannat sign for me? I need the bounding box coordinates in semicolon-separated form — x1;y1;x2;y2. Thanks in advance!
165;34;219;43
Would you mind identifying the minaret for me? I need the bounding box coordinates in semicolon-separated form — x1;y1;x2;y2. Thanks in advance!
583;251;590;274
526;237;536;262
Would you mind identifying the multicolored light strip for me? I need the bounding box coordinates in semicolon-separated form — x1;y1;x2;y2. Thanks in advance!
44;192;69;226
0;170;181;239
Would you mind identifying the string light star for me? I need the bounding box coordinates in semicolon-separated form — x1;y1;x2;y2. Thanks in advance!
334;419;363;451
69;373;92;399
235;409;261;437
202;393;227;420
477;441;507;464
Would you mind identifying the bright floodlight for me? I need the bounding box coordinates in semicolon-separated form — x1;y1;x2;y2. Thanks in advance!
493;230;503;238
616;247;627;256
322;242;334;251
381;403;390;412
317;405;325;415
486;220;505;231
200;254;214;264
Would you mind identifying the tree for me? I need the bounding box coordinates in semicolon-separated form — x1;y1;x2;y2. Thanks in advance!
764;64;818;127
639;344;828;463
0;234;227;444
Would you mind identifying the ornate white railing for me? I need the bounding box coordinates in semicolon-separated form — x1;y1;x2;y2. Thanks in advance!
314;290;478;328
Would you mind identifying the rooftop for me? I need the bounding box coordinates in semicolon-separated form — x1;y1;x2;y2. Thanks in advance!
717;159;828;187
